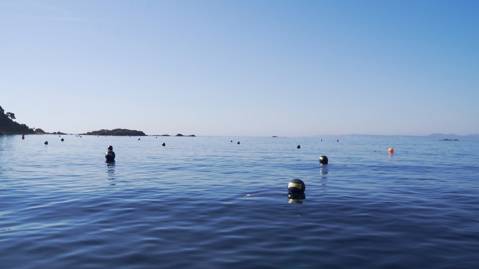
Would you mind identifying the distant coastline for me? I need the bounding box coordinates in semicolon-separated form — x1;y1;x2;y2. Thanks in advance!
150;133;196;137
3;105;477;139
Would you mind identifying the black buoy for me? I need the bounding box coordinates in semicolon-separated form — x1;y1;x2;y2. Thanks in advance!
288;178;305;201
105;145;116;163
297;144;301;149
319;155;329;165
237;141;240;145
138;138;141;141
230;140;233;143
162;142;166;147
337;139;339;143
44;141;48;145
61;138;64;142
22;134;25;140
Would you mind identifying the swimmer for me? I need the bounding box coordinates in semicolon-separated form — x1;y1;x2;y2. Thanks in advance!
105;145;116;163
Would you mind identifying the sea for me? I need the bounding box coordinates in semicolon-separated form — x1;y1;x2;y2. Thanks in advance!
1;135;478;268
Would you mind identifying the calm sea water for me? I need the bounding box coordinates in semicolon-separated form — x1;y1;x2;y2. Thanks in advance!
1;135;479;268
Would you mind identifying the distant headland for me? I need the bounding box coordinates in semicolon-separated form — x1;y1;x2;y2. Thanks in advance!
82;129;197;137
0;105;45;135
83;129;147;136
174;133;196;137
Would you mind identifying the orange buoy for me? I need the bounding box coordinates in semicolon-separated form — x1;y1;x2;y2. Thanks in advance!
387;147;395;155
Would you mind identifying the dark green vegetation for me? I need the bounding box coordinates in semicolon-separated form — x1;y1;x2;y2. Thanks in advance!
0;105;44;135
83;129;147;136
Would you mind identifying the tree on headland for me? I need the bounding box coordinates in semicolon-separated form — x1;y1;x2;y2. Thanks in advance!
6;112;15;120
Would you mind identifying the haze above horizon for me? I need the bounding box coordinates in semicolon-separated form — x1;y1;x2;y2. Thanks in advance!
1;0;478;136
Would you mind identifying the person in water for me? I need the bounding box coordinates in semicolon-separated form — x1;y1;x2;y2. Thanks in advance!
105;145;115;163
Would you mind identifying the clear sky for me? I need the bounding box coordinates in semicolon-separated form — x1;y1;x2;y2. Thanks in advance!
1;0;478;136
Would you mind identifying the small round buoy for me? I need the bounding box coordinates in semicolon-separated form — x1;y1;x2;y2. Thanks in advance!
22;134;25;140
61;138;64;142
337;139;339;143
230;140;233;143
162;142;166;147
138;138;141;141
388;147;395;155
288;178;305;201
105;145;115;163
44;141;48;145
319;155;329;165
297;145;301;149
237;141;240;145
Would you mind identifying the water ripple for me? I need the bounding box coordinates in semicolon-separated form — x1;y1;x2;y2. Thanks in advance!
1;135;479;268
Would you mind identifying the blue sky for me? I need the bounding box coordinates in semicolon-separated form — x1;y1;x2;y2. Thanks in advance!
1;0;478;136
